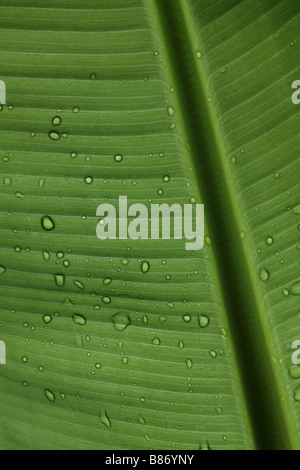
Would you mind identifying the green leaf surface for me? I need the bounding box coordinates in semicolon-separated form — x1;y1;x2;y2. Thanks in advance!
0;0;299;450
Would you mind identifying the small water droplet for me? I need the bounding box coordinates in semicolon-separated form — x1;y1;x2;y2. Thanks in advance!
141;260;150;274
185;358;193;369
152;337;160;345
265;236;274;246
0;266;6;274
99;409;111;428
259;268;270;282
114;154;123;163
167;106;175;117
44;389;55;403
84;176;93;184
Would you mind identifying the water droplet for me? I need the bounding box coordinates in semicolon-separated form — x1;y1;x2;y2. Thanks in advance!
138;416;146;425
54;274;65;287
41;216;55;231
183;315;191;323
90;73;97;80
52;116;61;126
0;266;6;274
44;389;55;403
43;315;52;324
73;107;80;113
196;51;202;59
167;106;175;117
3;177;12;186
48;131;61;141
209;350;217;359
22;356;28;363
293;205;300;215
290;281;300;296
99;410;111;428
141;260;150;274
163;175;170;183
259;268;270;282
73;314;86;326
265;236;274;246
84;176;93;185
198;314;210;328
102;296;111;304
152;337;160;345
114;154;123;163
73;280;84;290
42;251;50;261
185;358;193;369
294;386;300;402
112;312;131;331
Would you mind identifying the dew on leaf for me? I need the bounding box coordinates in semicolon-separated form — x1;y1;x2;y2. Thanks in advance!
42;251;50;261
265;236;274;246
290;281;300;296
112;312;131;331
186;358;193;369
48;131;61;141
99;409;111;428
41;216;55;231
259;268;270;282
44;389;55;403
141;260;150;274
54;274;65;287
52;116;62;126
73;280;84;290
114;154;123;163
0;266;6;274
198;314;210;328
43;315;52;325
152;337;160;345
167;106;175;117
3;177;12;186
73;314;86;326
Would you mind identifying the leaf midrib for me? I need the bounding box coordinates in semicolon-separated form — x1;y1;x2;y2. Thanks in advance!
148;0;297;450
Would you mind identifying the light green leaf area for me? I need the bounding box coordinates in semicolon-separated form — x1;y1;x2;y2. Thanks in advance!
0;0;299;450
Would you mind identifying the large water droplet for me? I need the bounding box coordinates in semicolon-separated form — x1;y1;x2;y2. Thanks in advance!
112;312;131;331
54;274;65;287
259;268;270;282
290;281;300;296
41;216;55;231
73;314;86;326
